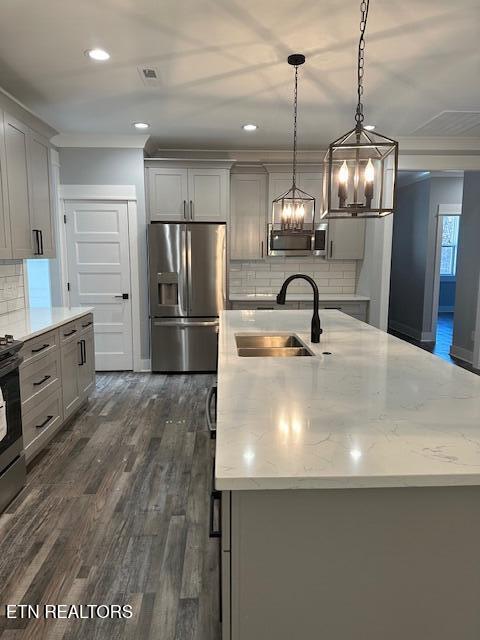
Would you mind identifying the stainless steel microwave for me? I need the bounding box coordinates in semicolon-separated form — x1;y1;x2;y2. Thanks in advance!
267;222;328;257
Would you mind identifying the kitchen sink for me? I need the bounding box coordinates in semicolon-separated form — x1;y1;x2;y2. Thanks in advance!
235;334;313;357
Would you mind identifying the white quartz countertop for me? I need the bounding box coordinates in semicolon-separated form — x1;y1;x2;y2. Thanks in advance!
229;293;370;302
215;310;480;491
0;307;94;342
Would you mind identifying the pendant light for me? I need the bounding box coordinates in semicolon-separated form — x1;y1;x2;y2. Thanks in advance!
321;0;398;219
270;54;315;243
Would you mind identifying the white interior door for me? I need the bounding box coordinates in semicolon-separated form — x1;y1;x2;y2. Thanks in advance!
65;200;133;371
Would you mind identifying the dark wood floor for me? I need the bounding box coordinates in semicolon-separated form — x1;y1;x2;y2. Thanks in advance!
0;372;220;640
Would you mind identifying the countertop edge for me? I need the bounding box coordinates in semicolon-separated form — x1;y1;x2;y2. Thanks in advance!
0;307;94;342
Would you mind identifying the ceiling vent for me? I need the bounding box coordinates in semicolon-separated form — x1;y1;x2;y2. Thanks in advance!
137;66;161;87
413;111;480;137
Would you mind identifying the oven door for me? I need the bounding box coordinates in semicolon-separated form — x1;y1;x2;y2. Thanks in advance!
0;355;23;471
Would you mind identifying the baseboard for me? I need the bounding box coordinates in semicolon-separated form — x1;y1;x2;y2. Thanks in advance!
449;344;473;364
420;331;435;342
137;358;151;372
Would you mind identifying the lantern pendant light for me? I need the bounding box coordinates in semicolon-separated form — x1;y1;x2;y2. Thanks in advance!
321;0;398;220
270;54;315;247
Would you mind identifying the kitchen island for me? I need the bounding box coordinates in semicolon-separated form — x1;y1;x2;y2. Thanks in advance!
215;309;480;640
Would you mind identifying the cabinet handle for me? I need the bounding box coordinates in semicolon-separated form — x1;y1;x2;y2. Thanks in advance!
39;230;44;255
261;240;264;258
209;489;222;538
78;339;86;366
32;229;41;255
33;374;51;387
82;339;86;365
64;329;77;337
206;385;217;439
329;240;333;259
82;321;93;328
183;200;187;219
189;200;193;220
36;415;53;430
31;343;49;354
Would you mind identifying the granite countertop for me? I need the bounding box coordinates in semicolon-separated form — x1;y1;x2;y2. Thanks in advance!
229;293;370;302
215;309;480;491
0;307;94;341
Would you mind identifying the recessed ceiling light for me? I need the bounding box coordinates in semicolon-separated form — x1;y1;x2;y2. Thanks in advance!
242;123;258;132
364;124;376;131
85;48;110;62
133;122;150;130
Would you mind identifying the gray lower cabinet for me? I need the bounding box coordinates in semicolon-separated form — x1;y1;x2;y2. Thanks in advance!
61;338;82;420
20;314;95;462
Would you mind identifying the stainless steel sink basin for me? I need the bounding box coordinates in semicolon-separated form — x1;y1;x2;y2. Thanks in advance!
235;334;313;357
235;334;304;349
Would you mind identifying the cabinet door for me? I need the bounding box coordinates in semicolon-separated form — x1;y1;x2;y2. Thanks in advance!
0;112;12;258
78;328;95;399
328;219;366;260
188;168;229;221
230;173;267;260
268;173;292;208
60;339;81;420
4;113;33;258
28;133;55;258
147;167;189;221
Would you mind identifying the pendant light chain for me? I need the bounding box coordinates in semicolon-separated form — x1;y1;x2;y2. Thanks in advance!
355;0;370;126
292;64;299;191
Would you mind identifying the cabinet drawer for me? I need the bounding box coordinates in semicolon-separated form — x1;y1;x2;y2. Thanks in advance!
78;313;94;333
60;320;80;344
23;387;63;461
20;329;58;367
20;350;61;414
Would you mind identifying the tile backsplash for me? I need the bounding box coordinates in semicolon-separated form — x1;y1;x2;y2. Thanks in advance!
230;257;357;294
0;261;25;315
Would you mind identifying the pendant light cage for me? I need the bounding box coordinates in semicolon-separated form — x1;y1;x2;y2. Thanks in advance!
271;54;315;233
321;0;399;220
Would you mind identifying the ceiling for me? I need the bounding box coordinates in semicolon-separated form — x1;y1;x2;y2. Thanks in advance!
0;0;479;149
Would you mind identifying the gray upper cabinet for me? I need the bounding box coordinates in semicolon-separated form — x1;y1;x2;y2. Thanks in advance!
147;167;189;221
327;219;366;260
0;111;12;259
3;112;55;259
28;132;55;258
230;173;267;260
147;165;230;222
4;113;33;259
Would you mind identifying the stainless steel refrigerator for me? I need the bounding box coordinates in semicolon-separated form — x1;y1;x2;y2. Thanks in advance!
148;222;226;372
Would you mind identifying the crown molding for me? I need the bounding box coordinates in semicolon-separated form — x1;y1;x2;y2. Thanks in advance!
51;133;150;149
0;86;57;139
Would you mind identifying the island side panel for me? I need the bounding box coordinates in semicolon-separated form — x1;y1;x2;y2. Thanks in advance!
230;487;480;640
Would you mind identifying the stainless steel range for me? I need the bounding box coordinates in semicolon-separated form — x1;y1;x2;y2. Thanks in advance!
148;222;226;373
0;336;25;513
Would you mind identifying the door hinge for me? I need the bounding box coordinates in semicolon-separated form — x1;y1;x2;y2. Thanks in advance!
67;282;70;291
63;214;67;224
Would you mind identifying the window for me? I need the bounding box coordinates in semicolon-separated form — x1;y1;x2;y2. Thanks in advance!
26;259;52;307
440;215;460;277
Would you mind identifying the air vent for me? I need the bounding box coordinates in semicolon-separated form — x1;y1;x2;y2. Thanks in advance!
413;111;480;137
137;66;161;87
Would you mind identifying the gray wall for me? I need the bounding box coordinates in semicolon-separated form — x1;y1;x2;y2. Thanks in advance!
452;172;480;359
59;148;149;362
389;175;463;340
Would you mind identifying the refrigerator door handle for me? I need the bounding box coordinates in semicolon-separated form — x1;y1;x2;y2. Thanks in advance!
187;228;193;312
153;320;219;328
181;227;189;316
